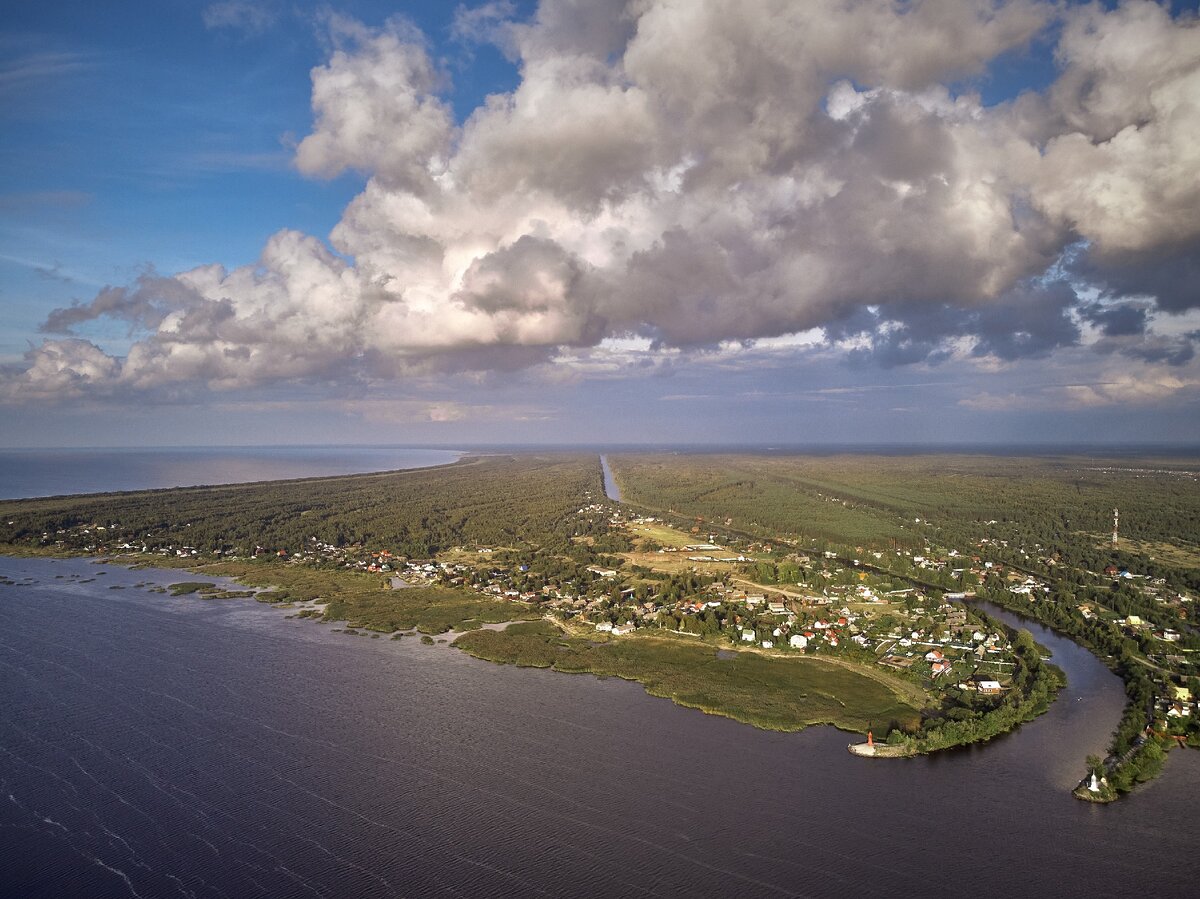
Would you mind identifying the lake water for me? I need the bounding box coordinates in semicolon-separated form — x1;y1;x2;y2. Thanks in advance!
0;446;463;499
2;556;1198;897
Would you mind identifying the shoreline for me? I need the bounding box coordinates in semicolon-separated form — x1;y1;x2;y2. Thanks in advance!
0;446;468;502
0;549;1100;787
4;551;922;737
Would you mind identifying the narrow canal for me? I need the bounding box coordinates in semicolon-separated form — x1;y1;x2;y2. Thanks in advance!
600;453;621;501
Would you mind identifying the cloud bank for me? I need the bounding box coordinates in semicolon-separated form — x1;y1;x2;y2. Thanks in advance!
10;0;1200;406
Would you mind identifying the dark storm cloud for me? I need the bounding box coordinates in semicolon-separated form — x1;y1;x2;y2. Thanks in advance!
39;271;204;334
970;282;1081;361
1079;300;1150;338
833;282;1081;368
1093;333;1197;368
1069;243;1200;314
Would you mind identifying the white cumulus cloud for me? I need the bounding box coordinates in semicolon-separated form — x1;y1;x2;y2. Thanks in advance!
13;0;1200;408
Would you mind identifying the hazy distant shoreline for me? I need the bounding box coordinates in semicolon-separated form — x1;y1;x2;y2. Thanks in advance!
4;442;1197;502
0;446;463;501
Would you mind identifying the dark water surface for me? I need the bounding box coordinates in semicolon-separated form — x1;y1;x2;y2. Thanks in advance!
0;447;462;500
2;556;1198;898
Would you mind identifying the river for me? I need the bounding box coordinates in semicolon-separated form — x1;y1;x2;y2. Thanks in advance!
2;556;1198;897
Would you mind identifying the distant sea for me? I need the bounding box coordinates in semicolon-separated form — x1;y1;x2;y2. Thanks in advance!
0;446;462;500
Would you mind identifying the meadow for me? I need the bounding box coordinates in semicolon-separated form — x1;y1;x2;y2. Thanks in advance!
455;621;922;735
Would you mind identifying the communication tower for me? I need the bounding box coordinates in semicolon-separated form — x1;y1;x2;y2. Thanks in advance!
1112;508;1119;548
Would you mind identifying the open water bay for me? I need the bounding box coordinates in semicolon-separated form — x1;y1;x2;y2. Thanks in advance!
0;446;462;500
2;555;1199;897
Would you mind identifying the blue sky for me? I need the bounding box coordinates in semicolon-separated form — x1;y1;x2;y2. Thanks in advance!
1;2;527;320
2;1;1198;447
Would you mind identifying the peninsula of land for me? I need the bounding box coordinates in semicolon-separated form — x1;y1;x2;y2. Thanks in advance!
3;450;1196;800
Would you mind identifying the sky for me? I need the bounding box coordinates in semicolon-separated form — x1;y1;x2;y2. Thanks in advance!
1;0;1199;448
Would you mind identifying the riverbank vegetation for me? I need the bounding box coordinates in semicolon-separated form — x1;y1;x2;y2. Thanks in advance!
974;585;1189;800
454;621;922;734
164;558;543;635
320;585;541;635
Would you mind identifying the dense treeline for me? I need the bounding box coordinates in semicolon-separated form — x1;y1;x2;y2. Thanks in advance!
0;454;604;557
612;454;1200;561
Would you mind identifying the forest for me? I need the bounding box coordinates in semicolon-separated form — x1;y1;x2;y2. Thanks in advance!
0;454;604;558
609;452;1200;585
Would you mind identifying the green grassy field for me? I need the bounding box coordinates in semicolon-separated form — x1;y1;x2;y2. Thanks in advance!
627;521;697;548
1106;537;1200;570
321;587;541;634
454;621;922;735
164;559;540;634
